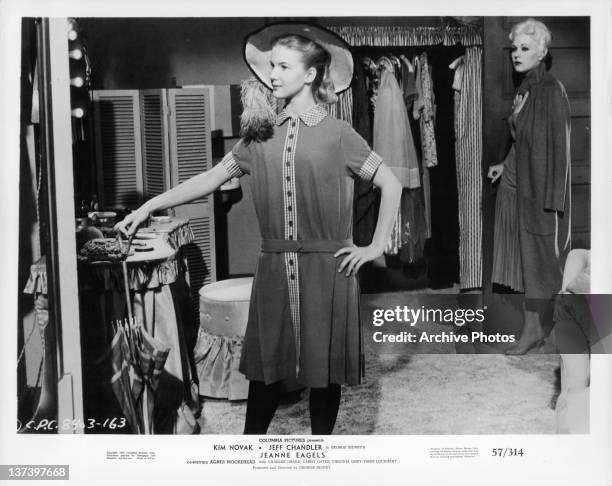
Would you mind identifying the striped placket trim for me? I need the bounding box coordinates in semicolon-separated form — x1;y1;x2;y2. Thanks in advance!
282;117;301;374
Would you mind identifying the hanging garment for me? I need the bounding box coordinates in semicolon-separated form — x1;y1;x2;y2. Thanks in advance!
362;57;380;110
353;58;373;146
400;54;418;106
376;55;394;71
412;55;433;239
325;89;353;125
451;47;483;290
373;66;420;189
400;54;426;264
390;55;402;85
338;89;354;124
396;187;427;264
373;65;422;257
413;52;438;169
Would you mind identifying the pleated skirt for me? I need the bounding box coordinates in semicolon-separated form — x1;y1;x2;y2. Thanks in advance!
492;182;524;292
239;251;363;388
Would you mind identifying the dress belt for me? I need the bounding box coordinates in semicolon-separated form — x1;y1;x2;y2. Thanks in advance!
261;239;353;253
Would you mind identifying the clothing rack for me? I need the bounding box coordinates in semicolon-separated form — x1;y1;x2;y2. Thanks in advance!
351;39;483;289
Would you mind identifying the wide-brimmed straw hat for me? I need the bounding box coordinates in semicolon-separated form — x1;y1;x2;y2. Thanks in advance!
244;22;354;93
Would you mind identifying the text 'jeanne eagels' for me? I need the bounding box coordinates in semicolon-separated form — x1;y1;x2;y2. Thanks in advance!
260;444;326;459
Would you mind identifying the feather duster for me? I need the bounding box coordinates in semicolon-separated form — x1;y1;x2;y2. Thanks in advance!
240;77;277;144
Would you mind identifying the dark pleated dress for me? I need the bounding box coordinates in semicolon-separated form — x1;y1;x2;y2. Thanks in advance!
492;141;524;292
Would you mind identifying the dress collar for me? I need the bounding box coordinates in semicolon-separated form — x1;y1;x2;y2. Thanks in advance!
517;61;546;94
276;104;328;127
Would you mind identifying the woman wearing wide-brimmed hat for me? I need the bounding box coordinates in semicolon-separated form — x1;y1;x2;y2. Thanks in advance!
116;22;401;434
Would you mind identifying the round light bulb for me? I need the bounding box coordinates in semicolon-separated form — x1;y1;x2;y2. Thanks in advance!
69;48;83;60
71;76;84;88
71;108;85;118
67;19;78;41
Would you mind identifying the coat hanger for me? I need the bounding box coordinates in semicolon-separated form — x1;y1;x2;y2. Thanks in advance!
390;55;402;73
376;56;394;73
361;57;377;74
448;55;464;70
399;54;414;73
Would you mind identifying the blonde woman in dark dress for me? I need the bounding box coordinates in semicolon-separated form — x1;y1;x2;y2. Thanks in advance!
116;23;402;434
488;18;571;355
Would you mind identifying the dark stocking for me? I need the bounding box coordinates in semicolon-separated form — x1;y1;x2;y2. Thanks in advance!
243;380;282;434
309;384;341;435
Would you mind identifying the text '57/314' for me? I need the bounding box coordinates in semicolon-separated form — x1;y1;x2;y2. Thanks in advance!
492;448;524;457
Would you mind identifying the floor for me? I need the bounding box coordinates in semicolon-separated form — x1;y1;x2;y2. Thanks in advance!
197;288;562;435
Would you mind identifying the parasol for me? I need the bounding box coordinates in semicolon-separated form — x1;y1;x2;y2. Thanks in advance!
109;320;144;433
93;232;171;434
132;323;170;433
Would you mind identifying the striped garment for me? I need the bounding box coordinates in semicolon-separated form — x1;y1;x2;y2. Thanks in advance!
452;47;483;290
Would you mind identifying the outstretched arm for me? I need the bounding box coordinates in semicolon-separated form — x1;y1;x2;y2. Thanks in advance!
114;163;232;236
335;163;402;276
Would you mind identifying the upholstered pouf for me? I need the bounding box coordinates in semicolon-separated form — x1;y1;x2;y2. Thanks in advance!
193;277;253;400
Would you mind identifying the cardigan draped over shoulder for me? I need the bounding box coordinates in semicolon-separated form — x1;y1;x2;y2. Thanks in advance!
514;62;571;237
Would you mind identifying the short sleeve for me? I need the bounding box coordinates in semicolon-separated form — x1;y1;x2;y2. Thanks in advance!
340;123;383;182
220;139;253;178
